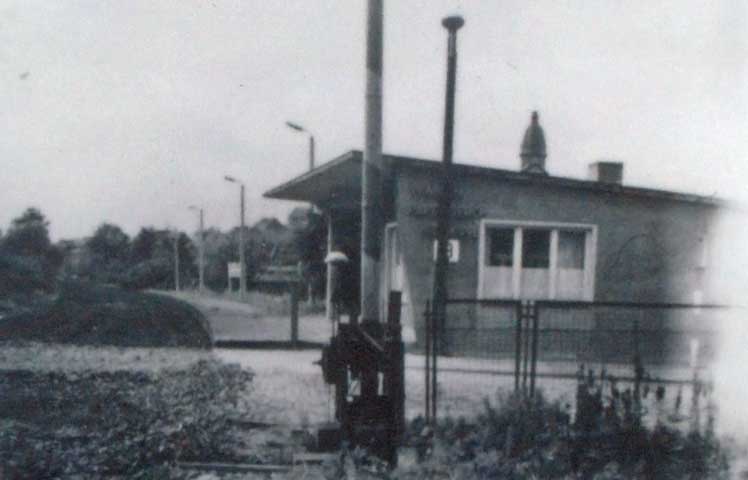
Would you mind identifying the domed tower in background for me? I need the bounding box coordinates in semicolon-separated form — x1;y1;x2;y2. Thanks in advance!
520;111;547;174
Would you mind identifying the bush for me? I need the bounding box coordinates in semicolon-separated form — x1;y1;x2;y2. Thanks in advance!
0;280;212;348
392;385;730;479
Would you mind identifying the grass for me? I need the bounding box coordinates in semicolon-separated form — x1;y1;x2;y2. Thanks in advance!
0;280;212;348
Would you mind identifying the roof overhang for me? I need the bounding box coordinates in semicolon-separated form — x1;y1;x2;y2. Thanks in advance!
264;149;723;209
263;150;362;209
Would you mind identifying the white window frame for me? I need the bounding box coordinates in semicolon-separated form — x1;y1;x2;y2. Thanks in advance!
477;219;597;301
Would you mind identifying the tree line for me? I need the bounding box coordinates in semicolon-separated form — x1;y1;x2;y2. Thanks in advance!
0;206;326;296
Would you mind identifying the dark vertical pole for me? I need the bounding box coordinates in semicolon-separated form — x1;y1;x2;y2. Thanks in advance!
514;302;522;392
432;15;464;355
290;283;299;347
361;0;383;325
385;291;405;447
530;302;539;398
425;301;432;422
431;302;438;421
633;315;642;400
522;304;530;392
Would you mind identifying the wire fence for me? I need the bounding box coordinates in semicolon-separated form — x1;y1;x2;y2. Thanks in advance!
422;298;733;422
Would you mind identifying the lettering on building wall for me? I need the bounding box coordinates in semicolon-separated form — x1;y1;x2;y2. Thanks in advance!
421;225;477;239
407;205;482;219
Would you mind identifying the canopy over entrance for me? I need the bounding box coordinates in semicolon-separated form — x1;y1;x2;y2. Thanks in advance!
264;150;363;210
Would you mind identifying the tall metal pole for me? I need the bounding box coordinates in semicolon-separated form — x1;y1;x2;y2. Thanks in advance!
198;208;205;292
361;0;383;325
239;184;247;300
432;15;464;351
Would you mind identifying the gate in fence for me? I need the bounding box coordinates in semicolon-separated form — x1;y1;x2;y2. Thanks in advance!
423;298;730;422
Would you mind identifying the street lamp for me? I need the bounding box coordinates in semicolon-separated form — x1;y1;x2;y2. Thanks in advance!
224;175;247;300
188;205;205;293
285;121;315;171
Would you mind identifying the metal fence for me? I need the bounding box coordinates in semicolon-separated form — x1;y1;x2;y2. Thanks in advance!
422;298;732;422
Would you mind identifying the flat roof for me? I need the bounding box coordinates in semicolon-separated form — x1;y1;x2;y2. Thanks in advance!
263;150;723;207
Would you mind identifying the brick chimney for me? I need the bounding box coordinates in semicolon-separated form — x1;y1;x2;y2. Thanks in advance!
588;160;623;185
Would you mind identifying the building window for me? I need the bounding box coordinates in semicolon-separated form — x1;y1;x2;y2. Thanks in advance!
487;228;514;266
479;220;596;300
558;230;585;269
522;229;550;268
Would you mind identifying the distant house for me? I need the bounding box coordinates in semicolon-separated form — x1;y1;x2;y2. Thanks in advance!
265;112;730;358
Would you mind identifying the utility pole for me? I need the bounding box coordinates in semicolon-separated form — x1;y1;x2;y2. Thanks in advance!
360;0;383;325
432;15;464;352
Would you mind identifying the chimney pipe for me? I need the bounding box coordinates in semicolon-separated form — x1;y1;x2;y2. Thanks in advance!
588;160;624;185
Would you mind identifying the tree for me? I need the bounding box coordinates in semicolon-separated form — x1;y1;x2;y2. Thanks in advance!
81;223;131;284
87;223;131;263
1;207;52;258
121;228;197;290
0;207;62;293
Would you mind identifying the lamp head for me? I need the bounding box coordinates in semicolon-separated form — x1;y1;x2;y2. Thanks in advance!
285;121;305;132
442;15;465;32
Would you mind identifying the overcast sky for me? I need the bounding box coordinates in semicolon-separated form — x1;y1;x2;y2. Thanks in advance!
1;1;746;240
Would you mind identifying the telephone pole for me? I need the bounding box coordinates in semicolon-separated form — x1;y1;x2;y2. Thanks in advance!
360;0;384;325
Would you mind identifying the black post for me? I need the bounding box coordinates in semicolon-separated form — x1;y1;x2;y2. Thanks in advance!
432;15;464;355
522;304;530;392
424;301;432;422
529;302;539;398
514;302;523;392
431;301;438;421
633;315;642;400
290;282;299;348
385;291;405;447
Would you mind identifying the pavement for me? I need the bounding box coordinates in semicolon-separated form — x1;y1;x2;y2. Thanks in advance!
158;291;332;345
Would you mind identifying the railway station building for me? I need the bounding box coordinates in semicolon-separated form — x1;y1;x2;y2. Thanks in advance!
264;112;726;359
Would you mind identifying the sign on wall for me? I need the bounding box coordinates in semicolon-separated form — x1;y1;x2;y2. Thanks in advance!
433;239;460;263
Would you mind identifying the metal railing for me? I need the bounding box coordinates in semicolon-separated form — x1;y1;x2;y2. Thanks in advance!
423;298;732;422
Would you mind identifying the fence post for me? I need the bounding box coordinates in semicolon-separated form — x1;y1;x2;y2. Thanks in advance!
529;301;539;398
514;302;523;392
424;301;431;422
431;302;438;422
633;314;642;400
290;282;299;348
522;303;531;392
